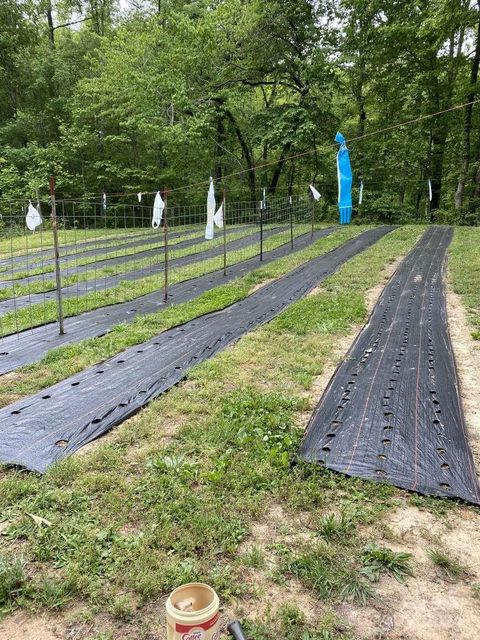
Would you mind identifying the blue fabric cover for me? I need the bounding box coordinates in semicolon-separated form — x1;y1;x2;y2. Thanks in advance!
335;131;353;224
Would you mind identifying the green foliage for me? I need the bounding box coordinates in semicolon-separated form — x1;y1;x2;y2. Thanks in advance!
0;555;26;612
427;548;466;580
316;513;355;540
0;0;477;220
449;227;480;339
361;544;413;583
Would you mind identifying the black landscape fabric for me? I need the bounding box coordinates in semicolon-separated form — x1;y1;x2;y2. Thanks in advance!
0;226;393;472
299;226;480;505
0;228;334;374
0;225;280;314
0;229;158;273
0;225;256;284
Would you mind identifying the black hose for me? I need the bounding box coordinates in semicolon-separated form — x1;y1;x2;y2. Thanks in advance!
227;620;249;640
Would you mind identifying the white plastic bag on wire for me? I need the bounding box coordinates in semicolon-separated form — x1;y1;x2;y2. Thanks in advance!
152;191;165;229
205;177;215;240
359;180;364;205
213;202;224;228
137;192;142;203
25;200;43;231
428;179;432;202
309;184;321;201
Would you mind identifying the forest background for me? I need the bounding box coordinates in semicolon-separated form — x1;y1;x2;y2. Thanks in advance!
1;0;480;224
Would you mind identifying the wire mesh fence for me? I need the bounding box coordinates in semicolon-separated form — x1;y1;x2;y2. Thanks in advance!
0;191;318;342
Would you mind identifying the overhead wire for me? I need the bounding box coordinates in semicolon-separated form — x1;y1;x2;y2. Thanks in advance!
0;96;478;204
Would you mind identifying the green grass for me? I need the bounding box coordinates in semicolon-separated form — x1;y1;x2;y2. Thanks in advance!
0;226;202;280
242;607;354;640
0;223;318;335
0;555;26;614
0;227;364;407
0;225;425;633
361;544;413;583
449;226;480;339
316;513;355;540
427;548;466;580
0;223;261;286
0;226;156;256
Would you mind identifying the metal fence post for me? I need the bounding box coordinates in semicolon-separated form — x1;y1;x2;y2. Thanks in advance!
259;196;264;262
223;188;227;276
311;197;315;237
49;176;65;335
163;190;169;304
289;195;294;249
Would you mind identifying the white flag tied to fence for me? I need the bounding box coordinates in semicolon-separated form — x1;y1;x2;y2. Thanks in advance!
25;200;42;231
428;179;433;202
137;192;142;203
359;181;364;205
213;202;224;228
309;184;321;201
205;177;215;240
152;191;165;229
102;192;107;212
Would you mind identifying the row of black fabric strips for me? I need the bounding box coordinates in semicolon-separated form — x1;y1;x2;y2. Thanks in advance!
0;225;284;314
0;226;196;274
0;226;394;472
0;225;259;284
0;228;334;374
299;226;480;506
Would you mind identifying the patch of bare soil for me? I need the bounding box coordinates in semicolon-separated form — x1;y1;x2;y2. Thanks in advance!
446;279;480;475
232;504;322;625
0;612;64;640
250;277;276;293
340;499;480;640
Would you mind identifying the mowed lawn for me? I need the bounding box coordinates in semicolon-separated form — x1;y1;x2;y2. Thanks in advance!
1;225;479;640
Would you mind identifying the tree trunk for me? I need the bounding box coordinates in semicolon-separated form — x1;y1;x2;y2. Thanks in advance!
430;123;448;216
223;109;256;202
429;107;448;217
455;13;480;211
46;4;55;48
474;138;480;199
214;114;225;183
268;141;293;196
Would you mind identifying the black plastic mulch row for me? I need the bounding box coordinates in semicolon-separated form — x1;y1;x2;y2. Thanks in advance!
0;228;334;375
299;226;480;505
0;227;191;273
0;226;394;472
0;225;283;315
0;226;257;284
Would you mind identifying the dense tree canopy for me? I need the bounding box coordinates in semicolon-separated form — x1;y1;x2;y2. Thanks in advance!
1;0;479;222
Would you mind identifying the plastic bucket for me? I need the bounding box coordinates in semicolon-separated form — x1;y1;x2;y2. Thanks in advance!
166;582;220;640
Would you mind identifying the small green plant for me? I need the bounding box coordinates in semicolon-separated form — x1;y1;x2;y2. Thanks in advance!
361;544;413;583
472;583;480;600
427;548;466;580
109;593;137;621
243;545;266;569
0;555;26;611
279;602;306;631
339;569;374;605
317;513;354;539
146;453;198;479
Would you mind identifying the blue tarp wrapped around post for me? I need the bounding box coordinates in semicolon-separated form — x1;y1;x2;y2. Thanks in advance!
335;131;353;224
